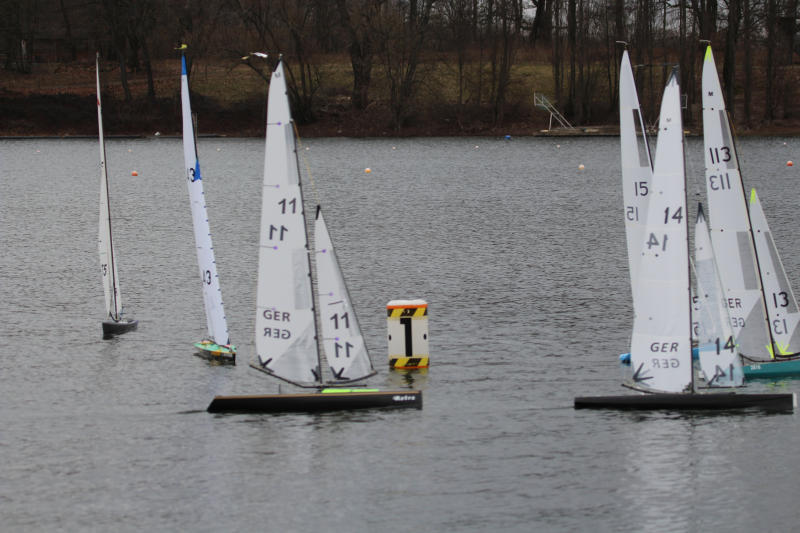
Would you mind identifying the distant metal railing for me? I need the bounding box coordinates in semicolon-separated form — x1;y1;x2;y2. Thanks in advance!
534;92;575;131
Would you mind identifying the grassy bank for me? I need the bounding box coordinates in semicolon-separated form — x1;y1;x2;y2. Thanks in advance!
2;52;799;137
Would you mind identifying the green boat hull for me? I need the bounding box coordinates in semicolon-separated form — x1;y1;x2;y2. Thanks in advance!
743;358;800;378
194;341;236;364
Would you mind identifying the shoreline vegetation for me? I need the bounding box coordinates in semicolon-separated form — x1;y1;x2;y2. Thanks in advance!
5;1;800;140
3;54;800;139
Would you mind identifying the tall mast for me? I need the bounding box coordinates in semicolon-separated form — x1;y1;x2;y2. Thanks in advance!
287;106;325;385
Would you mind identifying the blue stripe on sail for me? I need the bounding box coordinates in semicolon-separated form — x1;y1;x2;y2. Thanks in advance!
181;55;187;76
194;160;202;181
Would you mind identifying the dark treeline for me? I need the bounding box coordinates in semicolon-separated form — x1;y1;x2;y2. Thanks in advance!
2;0;799;133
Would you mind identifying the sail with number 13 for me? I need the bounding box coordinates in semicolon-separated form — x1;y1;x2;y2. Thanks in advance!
180;51;235;362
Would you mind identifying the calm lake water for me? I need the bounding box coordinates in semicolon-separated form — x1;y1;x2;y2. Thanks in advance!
2;135;800;532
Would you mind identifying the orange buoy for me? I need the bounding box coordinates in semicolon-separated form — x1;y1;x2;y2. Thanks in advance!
365;168;371;173
131;170;139;176
788;161;794;167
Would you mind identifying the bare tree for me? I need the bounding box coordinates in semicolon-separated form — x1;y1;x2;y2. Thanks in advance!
336;0;383;110
231;0;322;123
439;0;473;126
375;0;437;130
2;0;37;73
742;0;753;125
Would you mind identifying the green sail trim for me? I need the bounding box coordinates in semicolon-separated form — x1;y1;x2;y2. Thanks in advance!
321;388;380;394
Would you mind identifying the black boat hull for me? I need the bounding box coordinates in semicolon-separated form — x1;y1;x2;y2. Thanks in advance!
574;392;795;411
102;318;138;337
208;390;422;413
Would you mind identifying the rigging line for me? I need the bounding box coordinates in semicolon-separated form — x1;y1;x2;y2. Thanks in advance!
288;119;326;384
292;120;320;207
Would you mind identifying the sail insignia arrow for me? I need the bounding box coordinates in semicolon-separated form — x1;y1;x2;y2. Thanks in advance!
632;362;653;383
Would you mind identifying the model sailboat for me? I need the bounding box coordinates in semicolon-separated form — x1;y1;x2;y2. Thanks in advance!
701;45;800;378
575;69;793;410
97;53;137;338
208;59;421;412
180;52;235;362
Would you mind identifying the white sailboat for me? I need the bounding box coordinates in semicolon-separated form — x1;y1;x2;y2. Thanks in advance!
575;69;793;410
96;53;137;338
180;52;235;362
744;188;800;375
701;45;800;378
208;59;421;412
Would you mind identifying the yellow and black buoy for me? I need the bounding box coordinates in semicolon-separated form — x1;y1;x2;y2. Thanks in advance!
387;299;429;369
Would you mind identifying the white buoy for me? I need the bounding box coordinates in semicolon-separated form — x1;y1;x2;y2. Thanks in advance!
387;299;429;369
579;164;585;170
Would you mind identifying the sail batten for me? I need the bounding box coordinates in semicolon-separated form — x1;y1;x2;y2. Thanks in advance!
181;54;230;346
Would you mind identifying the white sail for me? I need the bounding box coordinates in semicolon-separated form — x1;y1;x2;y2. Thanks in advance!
619;49;653;306
749;188;800;357
254;60;320;386
181;55;230;346
96;54;122;321
694;204;744;387
315;207;376;383
628;71;692;393
701;45;772;361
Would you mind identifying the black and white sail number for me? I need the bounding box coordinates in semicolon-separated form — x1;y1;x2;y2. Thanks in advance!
187;166;200;182
708;145;733;190
626;180;649;221
267;196;298;242
330;312;354;358
645;206;683;252
707;335;737;385
771;291;792;335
